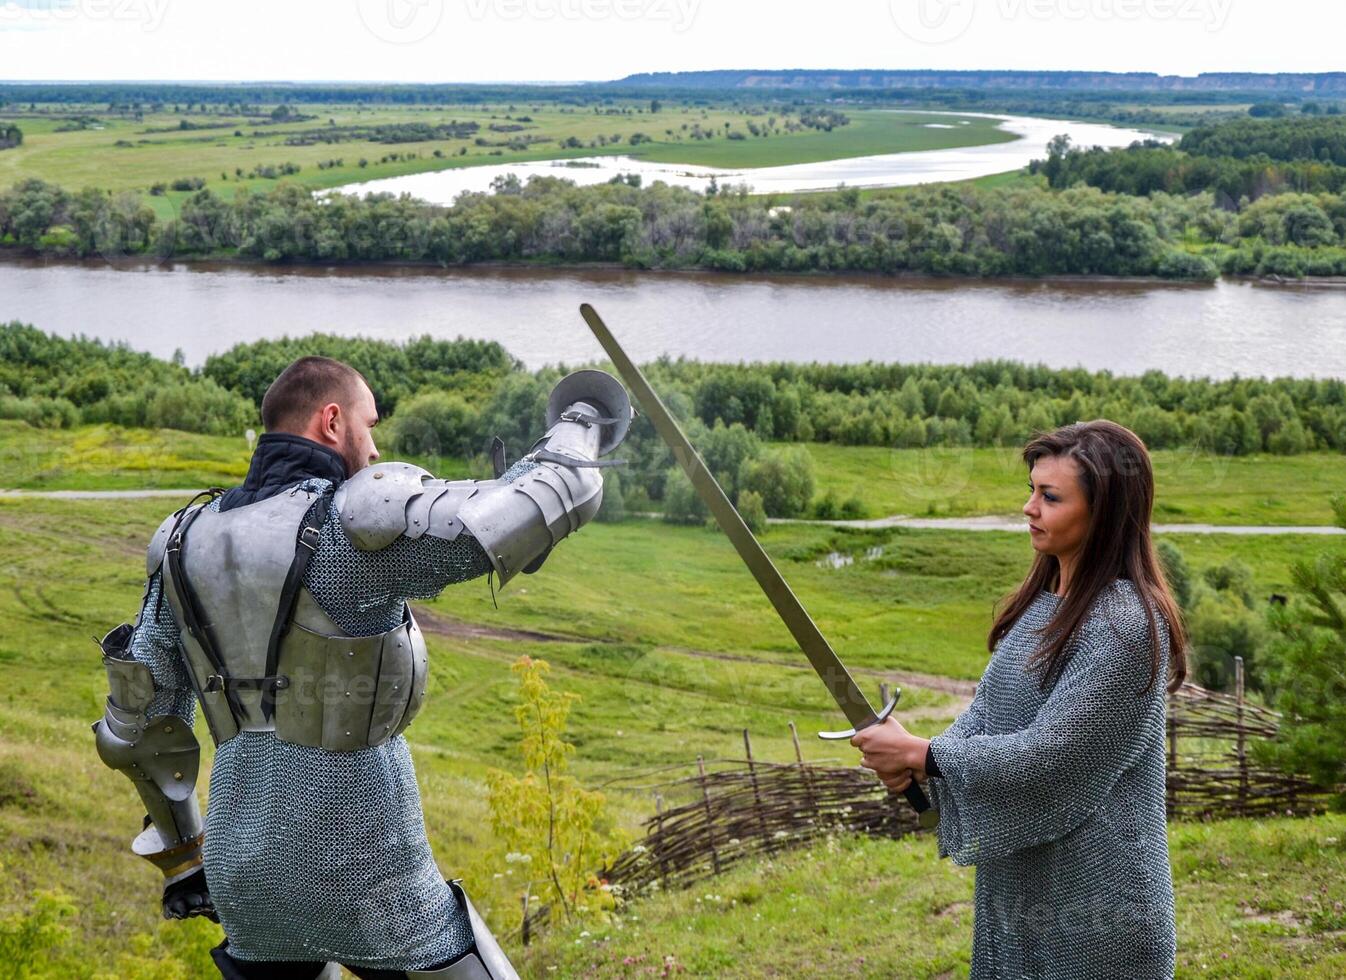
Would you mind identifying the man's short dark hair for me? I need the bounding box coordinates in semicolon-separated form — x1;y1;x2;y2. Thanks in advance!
261;356;370;432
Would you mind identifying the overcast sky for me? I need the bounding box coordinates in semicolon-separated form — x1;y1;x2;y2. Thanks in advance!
0;0;1340;83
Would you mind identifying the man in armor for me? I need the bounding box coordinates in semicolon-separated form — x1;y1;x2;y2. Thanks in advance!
92;355;630;978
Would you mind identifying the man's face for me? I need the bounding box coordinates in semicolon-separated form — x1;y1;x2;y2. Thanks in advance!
338;382;381;477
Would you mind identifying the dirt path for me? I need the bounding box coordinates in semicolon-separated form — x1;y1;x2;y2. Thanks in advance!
5;488;1338;535
412;608;977;710
771;513;1346;536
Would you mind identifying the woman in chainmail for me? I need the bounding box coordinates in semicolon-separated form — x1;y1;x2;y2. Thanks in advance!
853;420;1187;979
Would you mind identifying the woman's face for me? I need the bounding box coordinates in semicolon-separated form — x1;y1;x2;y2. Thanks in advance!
1023;454;1090;560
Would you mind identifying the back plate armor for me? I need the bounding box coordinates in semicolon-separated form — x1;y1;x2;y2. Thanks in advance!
157;487;429;751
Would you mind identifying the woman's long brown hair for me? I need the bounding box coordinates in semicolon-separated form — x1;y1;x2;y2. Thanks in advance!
988;420;1188;694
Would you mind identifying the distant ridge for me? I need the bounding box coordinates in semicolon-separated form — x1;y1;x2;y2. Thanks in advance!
607;69;1346;93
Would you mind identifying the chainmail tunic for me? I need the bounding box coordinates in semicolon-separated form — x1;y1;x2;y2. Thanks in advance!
128;470;531;971
926;578;1176;980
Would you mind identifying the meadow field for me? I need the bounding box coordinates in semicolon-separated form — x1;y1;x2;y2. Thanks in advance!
0;102;1014;213
5;421;1345;528
2;432;1344;977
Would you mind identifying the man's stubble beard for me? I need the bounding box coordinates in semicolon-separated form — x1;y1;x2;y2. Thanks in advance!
339;431;367;478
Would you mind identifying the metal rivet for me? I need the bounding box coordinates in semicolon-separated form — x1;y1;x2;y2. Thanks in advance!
345;731;351;736
373;472;384;480
163;725;173;733
393;685;399;692
345;691;351;697
347;650;355;657
173;771;183;780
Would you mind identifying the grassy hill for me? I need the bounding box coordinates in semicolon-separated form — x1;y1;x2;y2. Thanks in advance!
520;817;1346;978
1;423;1344;976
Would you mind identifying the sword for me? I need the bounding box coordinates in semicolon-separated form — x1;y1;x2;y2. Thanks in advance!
579;303;938;829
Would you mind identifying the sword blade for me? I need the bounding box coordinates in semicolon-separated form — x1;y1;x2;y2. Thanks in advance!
579;303;875;726
580;305;937;827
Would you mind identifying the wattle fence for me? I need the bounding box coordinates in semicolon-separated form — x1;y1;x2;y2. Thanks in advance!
595;658;1330;900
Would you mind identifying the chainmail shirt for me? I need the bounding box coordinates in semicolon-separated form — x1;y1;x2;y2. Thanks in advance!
927;578;1176;980
129;469;531;971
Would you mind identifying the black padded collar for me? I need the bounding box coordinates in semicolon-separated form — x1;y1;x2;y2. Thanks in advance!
217;433;347;512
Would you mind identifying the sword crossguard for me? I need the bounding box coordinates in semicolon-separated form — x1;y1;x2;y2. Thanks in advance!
816;690;900;741
818;688;942;830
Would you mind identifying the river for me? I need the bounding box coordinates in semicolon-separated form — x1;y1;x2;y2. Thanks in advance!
327;113;1168;202
2;260;1343;378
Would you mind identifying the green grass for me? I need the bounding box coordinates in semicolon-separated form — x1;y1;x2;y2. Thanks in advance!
0;421;471;490
0;103;1020;200
2;447;1344;976
523;816;1346;978
0;422;252;490
806;442;1346;526
5;422;1342;529
629;110;1016;169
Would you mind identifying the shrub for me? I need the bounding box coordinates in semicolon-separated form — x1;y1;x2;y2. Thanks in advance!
662;466;707;524
839;495;867;519
483;657;623;920
0;395;78;428
386;389;480;462
737;488;767;534
1255;506;1346;807
596;469;626;523
738;445;815;518
145;380;257;435
813;491;839;520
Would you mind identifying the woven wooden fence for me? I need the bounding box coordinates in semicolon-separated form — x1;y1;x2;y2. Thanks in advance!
594;659;1331;900
599;724;921;898
1165;656;1326;819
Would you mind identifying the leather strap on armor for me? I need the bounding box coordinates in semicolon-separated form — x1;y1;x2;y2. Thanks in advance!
261;493;331;721
164;495;247;737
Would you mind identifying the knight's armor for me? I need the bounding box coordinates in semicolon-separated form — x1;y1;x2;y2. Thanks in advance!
92;370;630;977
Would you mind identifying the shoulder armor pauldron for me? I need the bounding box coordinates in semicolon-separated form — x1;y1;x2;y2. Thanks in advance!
333;461;482;551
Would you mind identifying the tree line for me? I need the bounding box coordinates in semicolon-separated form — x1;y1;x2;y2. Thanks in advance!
4;325;1343;524
1178;115;1346;164
1038;115;1346;204
3;173;1303;280
1039;139;1346;204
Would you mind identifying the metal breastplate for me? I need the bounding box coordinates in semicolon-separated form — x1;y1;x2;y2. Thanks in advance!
161;490;429;751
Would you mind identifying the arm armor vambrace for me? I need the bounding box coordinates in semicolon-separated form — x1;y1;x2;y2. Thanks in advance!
92;644;204;881
334;400;606;586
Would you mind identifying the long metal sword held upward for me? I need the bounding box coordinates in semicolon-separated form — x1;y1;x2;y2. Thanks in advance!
579;303;937;829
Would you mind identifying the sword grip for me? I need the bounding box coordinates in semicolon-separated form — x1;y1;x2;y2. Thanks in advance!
817;692;940;828
901;782;940;829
